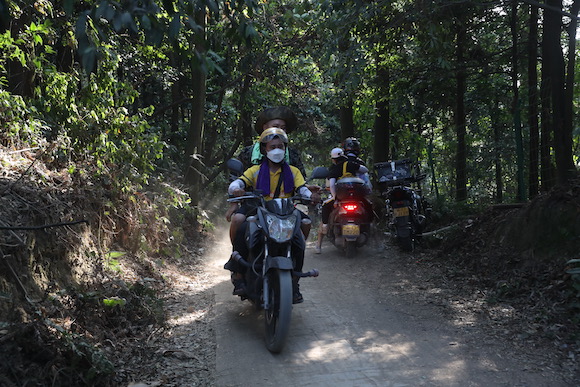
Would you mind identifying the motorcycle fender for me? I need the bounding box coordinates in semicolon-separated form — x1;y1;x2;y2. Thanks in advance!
264;256;294;272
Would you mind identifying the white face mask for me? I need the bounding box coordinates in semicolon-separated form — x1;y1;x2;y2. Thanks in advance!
267;148;285;163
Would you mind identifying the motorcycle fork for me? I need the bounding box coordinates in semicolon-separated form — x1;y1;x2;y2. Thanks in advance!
262;243;271;310
261;243;292;310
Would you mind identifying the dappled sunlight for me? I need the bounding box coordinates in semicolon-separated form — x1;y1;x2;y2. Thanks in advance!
304;339;355;361
428;360;468;385
169;306;210;327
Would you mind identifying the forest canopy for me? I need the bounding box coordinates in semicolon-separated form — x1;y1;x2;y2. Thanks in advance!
0;0;579;208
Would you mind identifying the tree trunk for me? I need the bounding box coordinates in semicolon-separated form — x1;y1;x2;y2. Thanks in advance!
543;0;571;185
202;88;224;163
455;22;467;202
373;99;390;164
527;3;540;198
427;136;440;202
373;63;390;164
7;17;34;97
340;98;355;140
184;7;207;207
563;0;580;178
169;48;182;141
511;0;526;202
239;74;254;147
492;100;504;203
540;64;555;191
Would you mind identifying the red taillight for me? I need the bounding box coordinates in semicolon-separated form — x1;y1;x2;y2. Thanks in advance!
343;204;358;212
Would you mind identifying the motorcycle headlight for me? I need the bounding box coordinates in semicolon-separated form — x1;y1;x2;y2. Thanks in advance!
265;214;296;243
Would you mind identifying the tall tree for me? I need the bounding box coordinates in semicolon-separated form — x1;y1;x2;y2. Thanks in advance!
527;3;540;198
373;61;390;163
184;6;207;205
510;0;526;201
543;0;573;185
454;19;468;202
563;0;580;178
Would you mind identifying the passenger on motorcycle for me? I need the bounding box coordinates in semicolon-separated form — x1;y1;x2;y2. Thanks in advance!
226;128;319;302
314;147;370;254
238;106;306;175
225;106;309;243
342;137;373;190
342;137;365;165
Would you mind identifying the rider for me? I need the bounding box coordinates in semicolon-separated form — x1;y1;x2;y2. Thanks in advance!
225;127;318;303
226;106;308;243
342;137;365;166
315;147;370;254
238;106;306;175
342;137;372;190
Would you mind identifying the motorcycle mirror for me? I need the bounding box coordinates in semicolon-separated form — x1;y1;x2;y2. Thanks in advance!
309;166;329;180
226;158;244;176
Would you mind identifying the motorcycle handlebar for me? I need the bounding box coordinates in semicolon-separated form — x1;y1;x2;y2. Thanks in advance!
227;192;314;205
231;251;319;278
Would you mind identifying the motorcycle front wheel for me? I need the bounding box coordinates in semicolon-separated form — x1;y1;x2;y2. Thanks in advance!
264;269;293;353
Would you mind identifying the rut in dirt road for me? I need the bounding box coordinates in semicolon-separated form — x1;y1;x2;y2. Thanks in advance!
209;231;572;387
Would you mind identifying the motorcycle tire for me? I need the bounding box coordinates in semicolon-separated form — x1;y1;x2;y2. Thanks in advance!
264;269;293;353
345;241;357;259
398;236;414;252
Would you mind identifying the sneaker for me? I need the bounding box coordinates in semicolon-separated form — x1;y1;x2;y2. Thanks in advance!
292;280;304;304
292;290;304;304
314;246;321;254
231;273;246;296
232;279;246;295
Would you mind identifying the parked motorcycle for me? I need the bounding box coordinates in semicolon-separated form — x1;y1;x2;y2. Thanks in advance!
225;159;319;353
310;167;373;258
374;159;430;251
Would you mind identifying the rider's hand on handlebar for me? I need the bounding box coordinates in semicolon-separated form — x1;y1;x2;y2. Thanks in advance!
307;184;322;193
232;188;245;197
310;192;322;204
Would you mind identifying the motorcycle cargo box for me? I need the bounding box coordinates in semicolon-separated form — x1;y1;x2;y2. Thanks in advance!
335;177;368;200
374;159;413;186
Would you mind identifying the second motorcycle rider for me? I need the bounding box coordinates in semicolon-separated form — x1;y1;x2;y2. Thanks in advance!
315;147;371;254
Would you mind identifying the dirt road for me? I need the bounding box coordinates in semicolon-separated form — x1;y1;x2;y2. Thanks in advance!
207;232;570;387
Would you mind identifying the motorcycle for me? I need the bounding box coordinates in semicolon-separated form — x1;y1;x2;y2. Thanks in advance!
374;159;430;251
225;159;319;353
310;167;373;258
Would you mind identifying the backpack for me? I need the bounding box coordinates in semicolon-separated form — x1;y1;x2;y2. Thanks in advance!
341;161;355;179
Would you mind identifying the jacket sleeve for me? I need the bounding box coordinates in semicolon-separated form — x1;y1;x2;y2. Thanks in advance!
228;179;245;195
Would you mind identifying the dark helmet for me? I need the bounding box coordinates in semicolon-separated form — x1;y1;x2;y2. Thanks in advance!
254;106;298;134
342;137;361;155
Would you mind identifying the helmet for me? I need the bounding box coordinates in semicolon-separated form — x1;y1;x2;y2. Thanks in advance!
330;147;344;159
254;106;298;134
342;137;361;155
259;127;288;144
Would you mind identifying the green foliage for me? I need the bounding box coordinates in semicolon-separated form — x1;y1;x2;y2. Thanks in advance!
104;251;125;273
102;296;127;307
45;319;115;382
1;0;578;218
